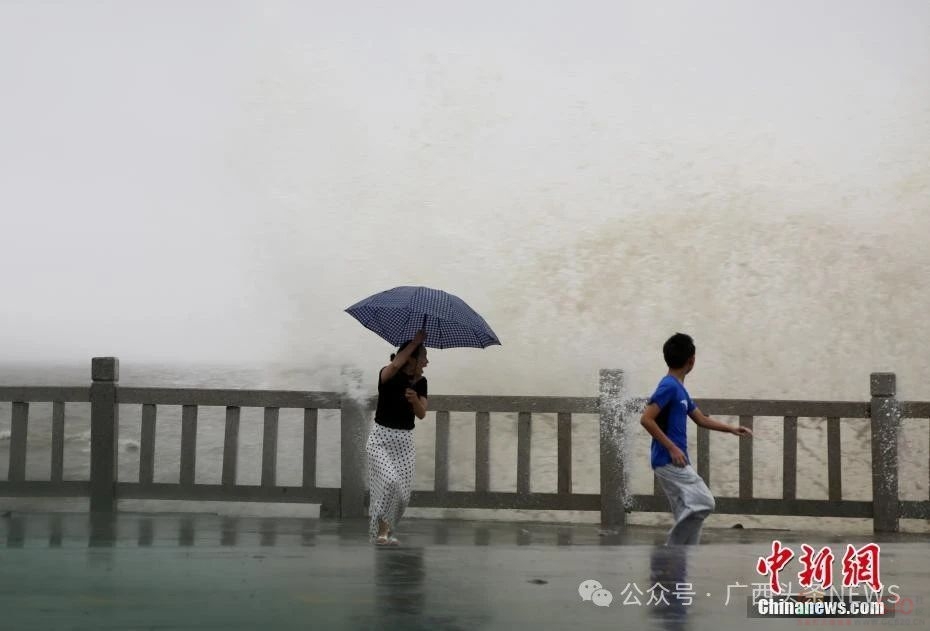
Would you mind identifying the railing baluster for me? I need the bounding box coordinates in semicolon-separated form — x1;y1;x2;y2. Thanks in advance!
51;402;65;483
261;407;279;488
435;411;450;494
179;405;198;486
139;404;156;485
557;412;572;495
517;412;531;495
8;402;28;482
475;412;490;493
827;417;842;501
302;408;317;489
222;407;240;487
783;416;798;500
697;425;710;485
739;415;754;500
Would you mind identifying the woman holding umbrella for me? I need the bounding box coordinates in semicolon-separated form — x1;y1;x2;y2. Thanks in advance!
367;329;428;545
345;286;501;545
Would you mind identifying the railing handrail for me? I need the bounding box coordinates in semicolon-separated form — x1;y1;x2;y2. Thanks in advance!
694;398;869;418
117;387;342;409
900;401;930;417
427;394;598;414
0;386;90;403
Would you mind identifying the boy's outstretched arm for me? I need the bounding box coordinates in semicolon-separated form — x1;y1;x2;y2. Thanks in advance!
640;403;688;466
689;408;753;437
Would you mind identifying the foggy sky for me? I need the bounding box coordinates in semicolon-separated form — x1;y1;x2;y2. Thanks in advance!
1;1;929;399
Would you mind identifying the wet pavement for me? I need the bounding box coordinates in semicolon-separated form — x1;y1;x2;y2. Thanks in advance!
1;512;927;630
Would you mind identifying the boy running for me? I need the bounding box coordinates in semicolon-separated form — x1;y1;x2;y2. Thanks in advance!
640;333;752;545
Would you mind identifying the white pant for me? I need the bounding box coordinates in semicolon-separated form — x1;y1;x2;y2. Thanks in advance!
653;464;716;545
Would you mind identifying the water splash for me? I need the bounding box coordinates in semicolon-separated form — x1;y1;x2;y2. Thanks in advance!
338;365;374;413
619;395;649;511
597;369;632;530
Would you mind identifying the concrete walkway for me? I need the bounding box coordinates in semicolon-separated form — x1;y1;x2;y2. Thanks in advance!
1;512;927;630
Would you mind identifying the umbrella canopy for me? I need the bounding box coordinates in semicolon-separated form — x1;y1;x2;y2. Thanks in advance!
345;286;501;349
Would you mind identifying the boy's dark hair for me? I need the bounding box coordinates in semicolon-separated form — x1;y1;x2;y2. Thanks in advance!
663;333;695;369
391;340;424;361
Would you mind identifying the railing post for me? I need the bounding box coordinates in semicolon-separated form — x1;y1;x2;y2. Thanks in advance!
339;397;369;519
90;357;119;513
599;369;626;530
870;372;900;533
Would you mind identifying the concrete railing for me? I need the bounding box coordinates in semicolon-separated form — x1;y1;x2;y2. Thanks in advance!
1;359;928;532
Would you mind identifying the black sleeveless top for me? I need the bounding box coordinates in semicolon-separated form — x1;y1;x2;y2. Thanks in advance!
374;368;428;430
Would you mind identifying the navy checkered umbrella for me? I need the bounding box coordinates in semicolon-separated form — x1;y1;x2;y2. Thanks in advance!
345;286;501;349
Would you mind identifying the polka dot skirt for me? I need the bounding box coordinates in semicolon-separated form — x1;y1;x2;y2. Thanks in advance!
366;423;416;540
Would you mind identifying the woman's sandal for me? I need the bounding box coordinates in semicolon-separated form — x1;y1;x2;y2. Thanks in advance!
375;534;400;546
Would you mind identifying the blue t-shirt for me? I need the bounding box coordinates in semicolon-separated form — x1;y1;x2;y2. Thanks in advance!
648;375;696;468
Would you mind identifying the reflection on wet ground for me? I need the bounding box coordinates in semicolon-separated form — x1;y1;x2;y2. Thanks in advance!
1;512;927;630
